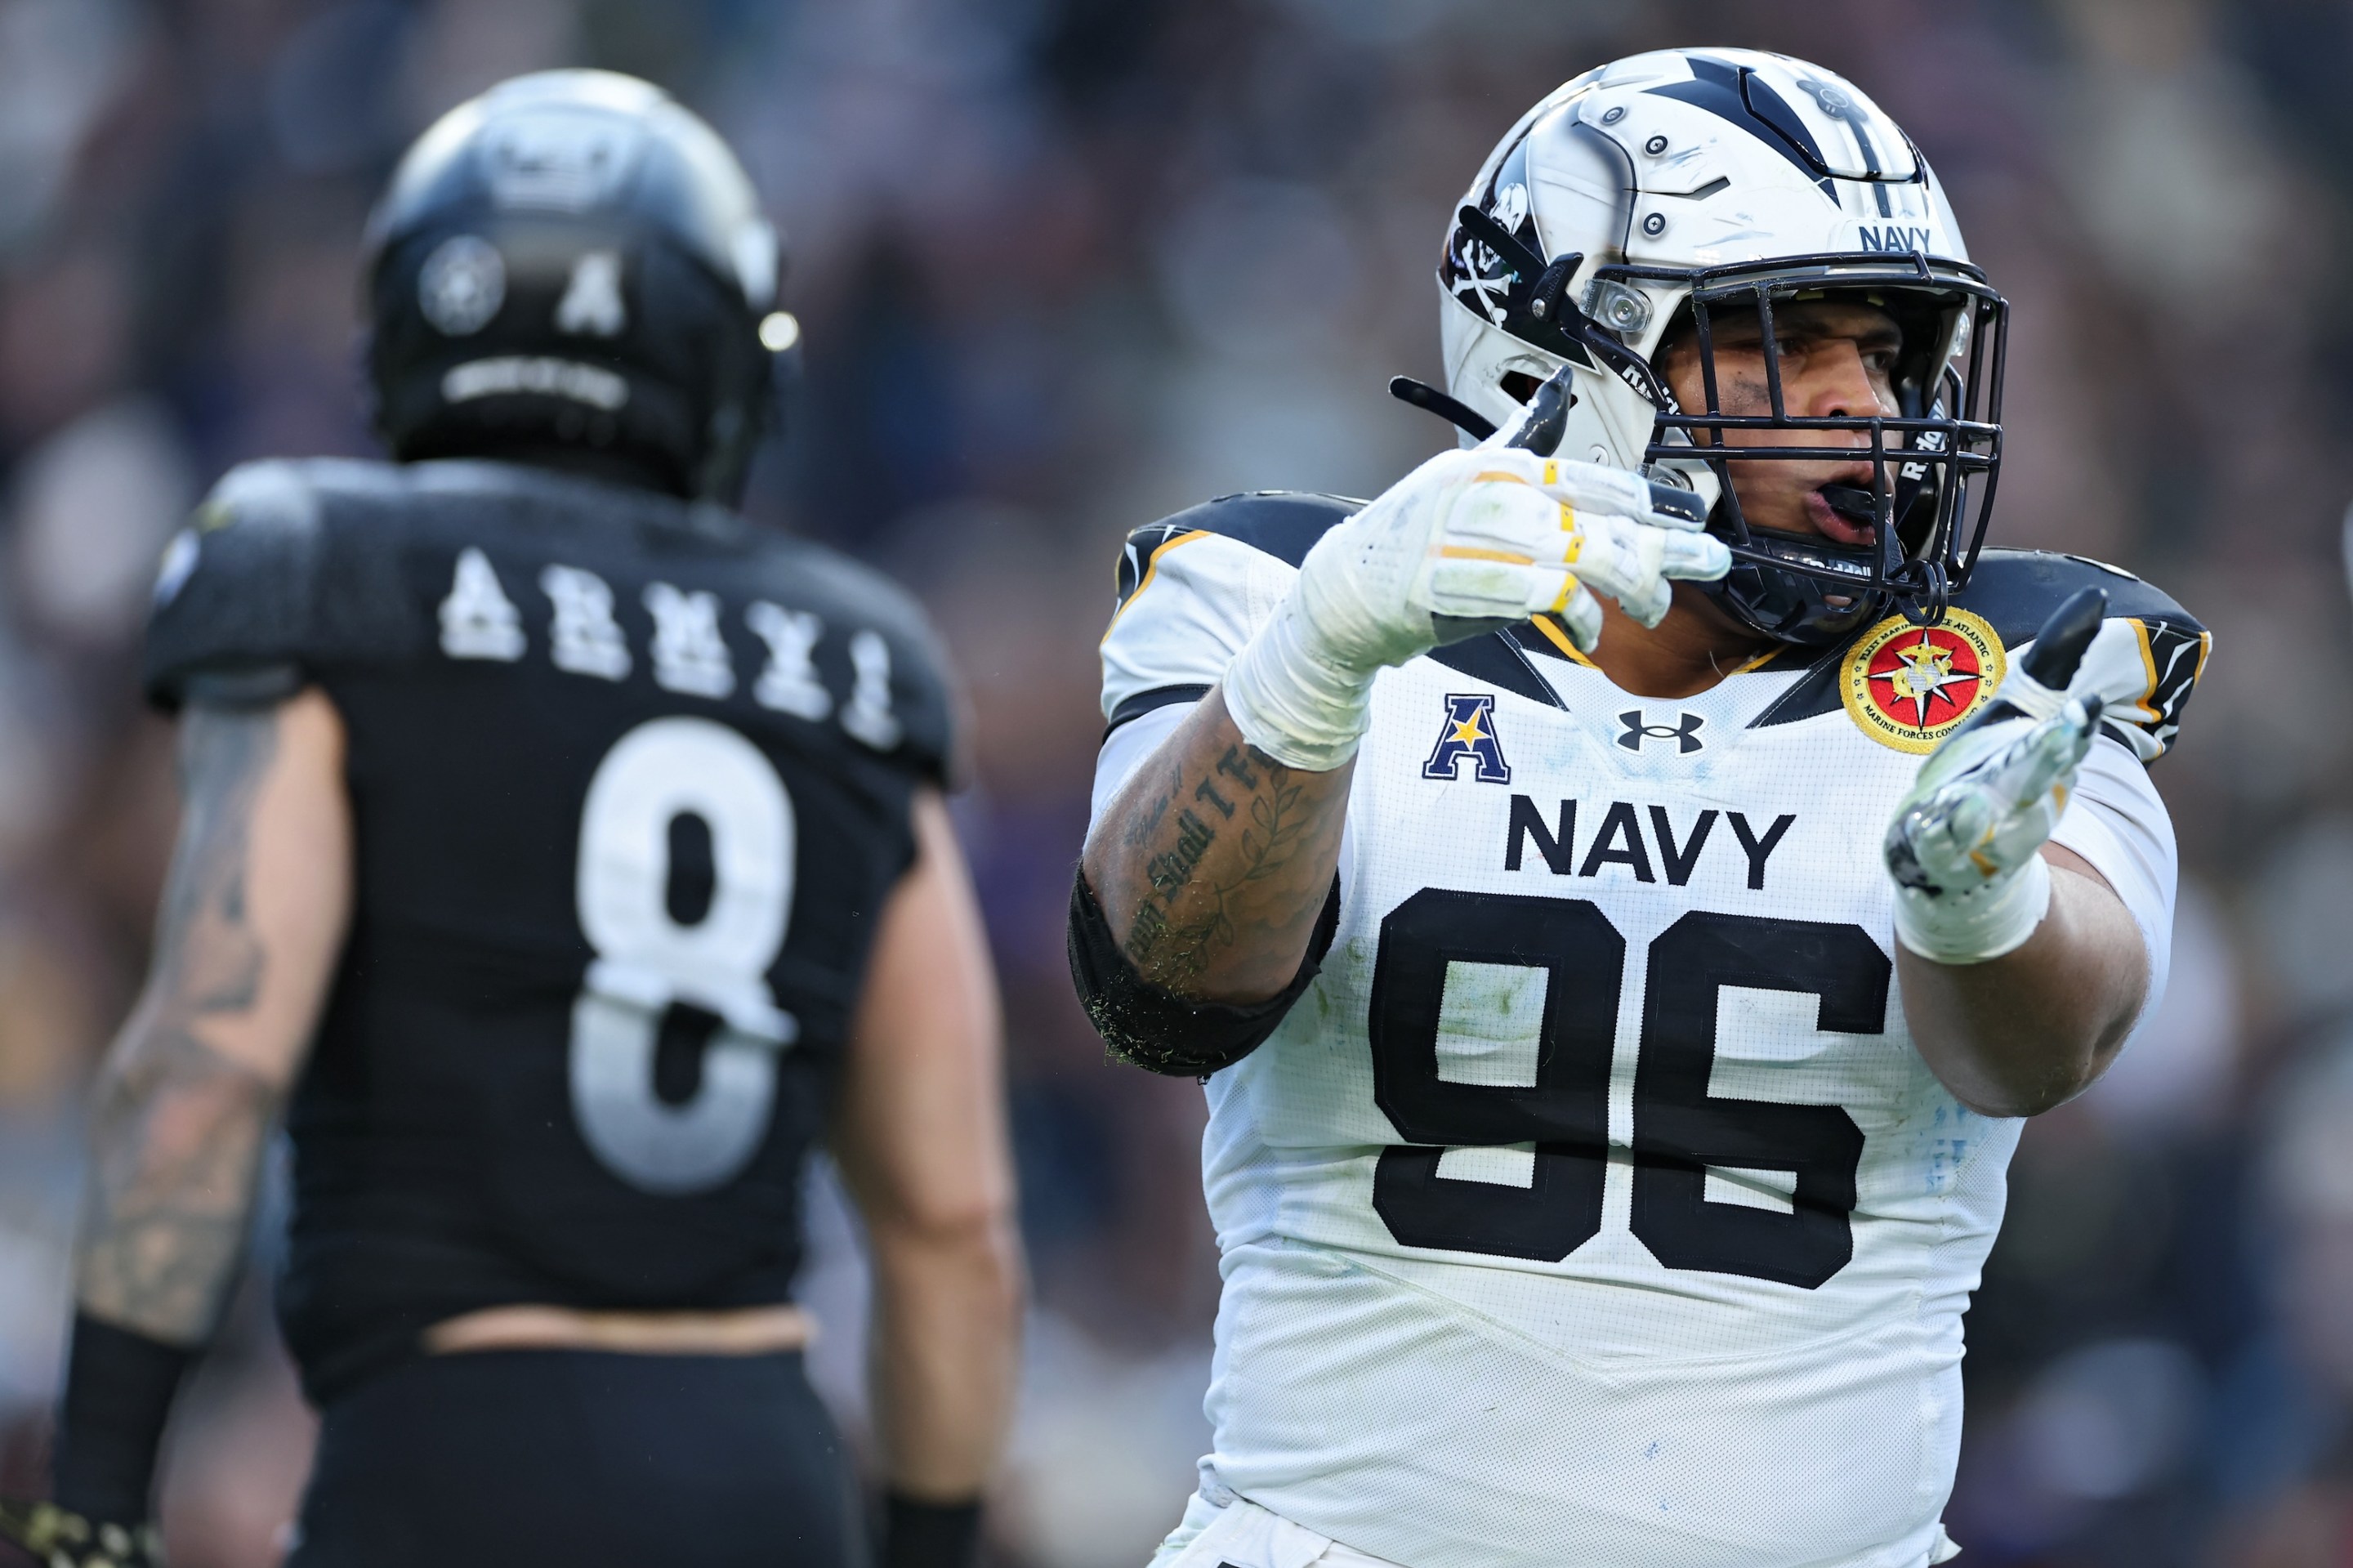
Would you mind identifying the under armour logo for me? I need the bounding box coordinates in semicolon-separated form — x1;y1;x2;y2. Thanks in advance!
1424;693;1511;783
1618;710;1703;753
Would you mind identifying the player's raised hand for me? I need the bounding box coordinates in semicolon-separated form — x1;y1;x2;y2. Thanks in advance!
1418;447;1726;648
0;1497;163;1568
1883;588;2109;964
1221;400;1729;771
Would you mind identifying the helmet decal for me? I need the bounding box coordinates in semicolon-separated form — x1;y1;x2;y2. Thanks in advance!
1646;55;1835;200
417;235;505;337
1442;134;1539;328
553;251;627;337
1790;72;1913;220
479;108;645;212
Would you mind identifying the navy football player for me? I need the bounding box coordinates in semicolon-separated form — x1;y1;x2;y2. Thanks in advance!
1070;48;2206;1568
0;72;1021;1568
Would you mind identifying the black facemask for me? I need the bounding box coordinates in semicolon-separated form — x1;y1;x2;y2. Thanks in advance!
1634;257;2007;646
1436;195;2008;649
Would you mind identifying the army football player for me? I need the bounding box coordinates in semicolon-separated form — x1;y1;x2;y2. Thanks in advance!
1069;47;2206;1568
0;72;1021;1568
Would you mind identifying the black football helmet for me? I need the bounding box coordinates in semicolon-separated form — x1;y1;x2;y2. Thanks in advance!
362;70;793;503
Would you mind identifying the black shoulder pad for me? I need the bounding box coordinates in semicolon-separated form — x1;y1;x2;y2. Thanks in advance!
770;543;960;786
1178;489;1363;567
1953;549;2203;646
1748;549;2210;757
1113;489;1360;605
1963;551;2210;760
143;460;422;711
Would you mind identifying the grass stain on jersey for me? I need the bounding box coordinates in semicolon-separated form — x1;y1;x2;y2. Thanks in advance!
1434;960;1549;1089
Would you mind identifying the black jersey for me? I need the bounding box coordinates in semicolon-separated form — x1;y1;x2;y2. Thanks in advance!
145;458;955;1404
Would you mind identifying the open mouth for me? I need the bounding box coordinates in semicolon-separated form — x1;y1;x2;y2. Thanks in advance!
1808;482;1880;547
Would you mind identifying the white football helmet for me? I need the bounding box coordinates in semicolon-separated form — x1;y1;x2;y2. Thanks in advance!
1429;47;2007;646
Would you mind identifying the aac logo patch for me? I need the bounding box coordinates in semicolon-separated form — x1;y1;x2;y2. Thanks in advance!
1423;693;1511;783
1839;609;2007;753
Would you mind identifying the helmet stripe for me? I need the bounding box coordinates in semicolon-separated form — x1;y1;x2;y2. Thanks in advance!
1647;56;1836;200
1828;100;1896;217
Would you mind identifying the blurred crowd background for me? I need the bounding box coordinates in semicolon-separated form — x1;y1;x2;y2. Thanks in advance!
0;0;2346;1564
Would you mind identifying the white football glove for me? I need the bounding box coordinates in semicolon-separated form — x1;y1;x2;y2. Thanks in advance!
1221;444;1730;771
1883;592;2110;964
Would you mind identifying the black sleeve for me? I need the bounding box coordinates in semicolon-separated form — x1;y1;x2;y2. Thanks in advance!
877;1494;982;1568
1066;870;1342;1077
51;1314;194;1523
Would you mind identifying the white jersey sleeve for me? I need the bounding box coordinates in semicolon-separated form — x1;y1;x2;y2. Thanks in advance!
1998;552;2207;1035
1093;703;1192;821
1092;493;1356;811
2048;734;2178;1032
1099;495;1360;722
1101;529;1277;717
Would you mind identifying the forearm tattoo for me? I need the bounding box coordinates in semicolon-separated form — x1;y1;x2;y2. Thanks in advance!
1118;742;1328;993
77;707;286;1344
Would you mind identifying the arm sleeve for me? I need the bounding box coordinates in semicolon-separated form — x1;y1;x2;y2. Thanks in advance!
2047;734;2177;1036
1067;869;1342;1077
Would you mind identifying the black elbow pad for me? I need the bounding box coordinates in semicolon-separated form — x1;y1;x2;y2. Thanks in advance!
1065;870;1341;1077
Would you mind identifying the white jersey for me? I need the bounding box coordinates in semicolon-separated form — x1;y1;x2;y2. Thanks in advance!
1088;493;2208;1568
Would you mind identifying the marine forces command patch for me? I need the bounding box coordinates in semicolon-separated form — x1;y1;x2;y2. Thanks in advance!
1839;609;2006;753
